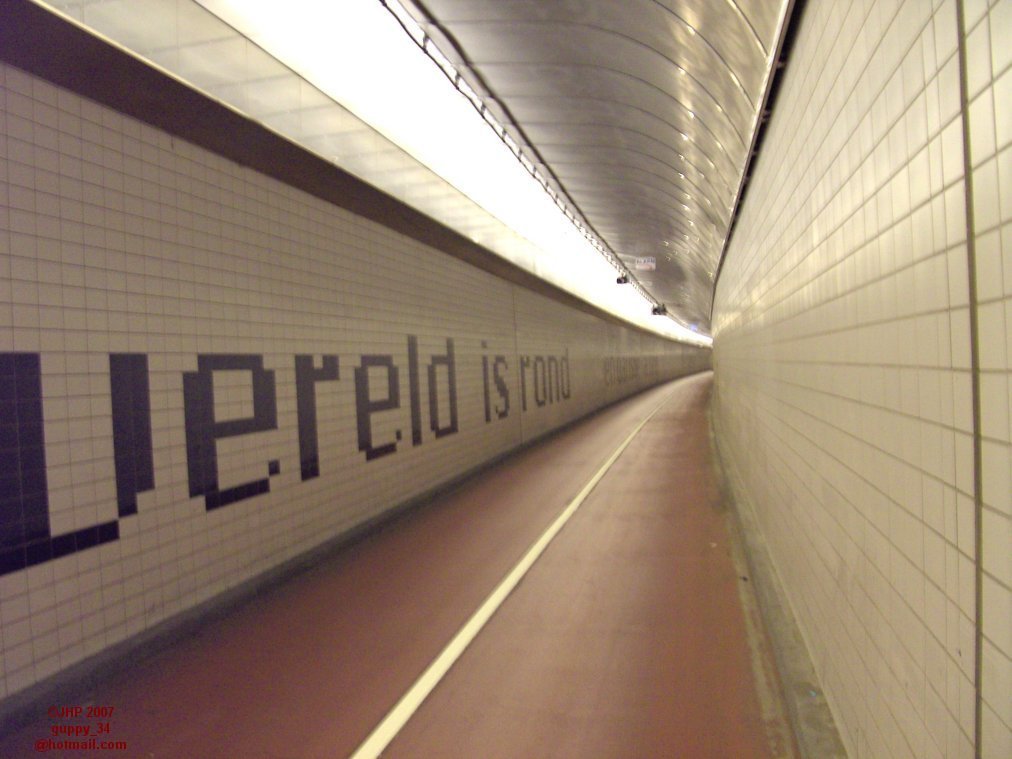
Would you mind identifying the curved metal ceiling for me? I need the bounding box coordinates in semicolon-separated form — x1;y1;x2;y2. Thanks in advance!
32;0;793;339
400;0;793;332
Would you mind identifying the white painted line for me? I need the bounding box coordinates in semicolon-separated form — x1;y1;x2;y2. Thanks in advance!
349;390;674;759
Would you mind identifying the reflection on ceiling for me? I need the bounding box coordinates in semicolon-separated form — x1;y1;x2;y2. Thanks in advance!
399;0;794;331
33;0;793;343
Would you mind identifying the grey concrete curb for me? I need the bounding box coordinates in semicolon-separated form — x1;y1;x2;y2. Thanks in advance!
709;402;849;759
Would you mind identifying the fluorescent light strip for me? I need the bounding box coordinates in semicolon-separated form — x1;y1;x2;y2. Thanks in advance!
195;0;709;344
377;3;713;341
378;2;649;295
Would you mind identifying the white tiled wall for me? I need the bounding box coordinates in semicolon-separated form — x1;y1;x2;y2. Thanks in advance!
966;0;1012;751
712;0;1010;757
0;61;710;701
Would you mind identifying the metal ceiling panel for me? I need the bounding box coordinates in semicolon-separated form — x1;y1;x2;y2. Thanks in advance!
408;0;791;330
35;0;790;337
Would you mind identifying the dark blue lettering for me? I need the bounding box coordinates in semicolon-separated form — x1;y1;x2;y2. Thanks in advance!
0;353;119;577
534;356;547;407
183;355;279;511
427;339;458;438
520;356;530;411
295;355;339;480
355;356;400;461
561;349;571;398
494;356;509;418
109;353;154;516
481;342;491;423
407;337;422;446
547;357;559;403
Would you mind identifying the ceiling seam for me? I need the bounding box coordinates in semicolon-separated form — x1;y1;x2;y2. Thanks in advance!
381;0;678;318
709;0;805;322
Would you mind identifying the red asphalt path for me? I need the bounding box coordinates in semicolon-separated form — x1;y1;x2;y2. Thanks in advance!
0;372;793;758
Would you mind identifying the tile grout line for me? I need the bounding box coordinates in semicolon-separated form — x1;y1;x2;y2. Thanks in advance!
952;1;984;756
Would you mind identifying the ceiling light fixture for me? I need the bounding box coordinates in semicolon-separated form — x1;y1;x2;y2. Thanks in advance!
196;0;710;345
